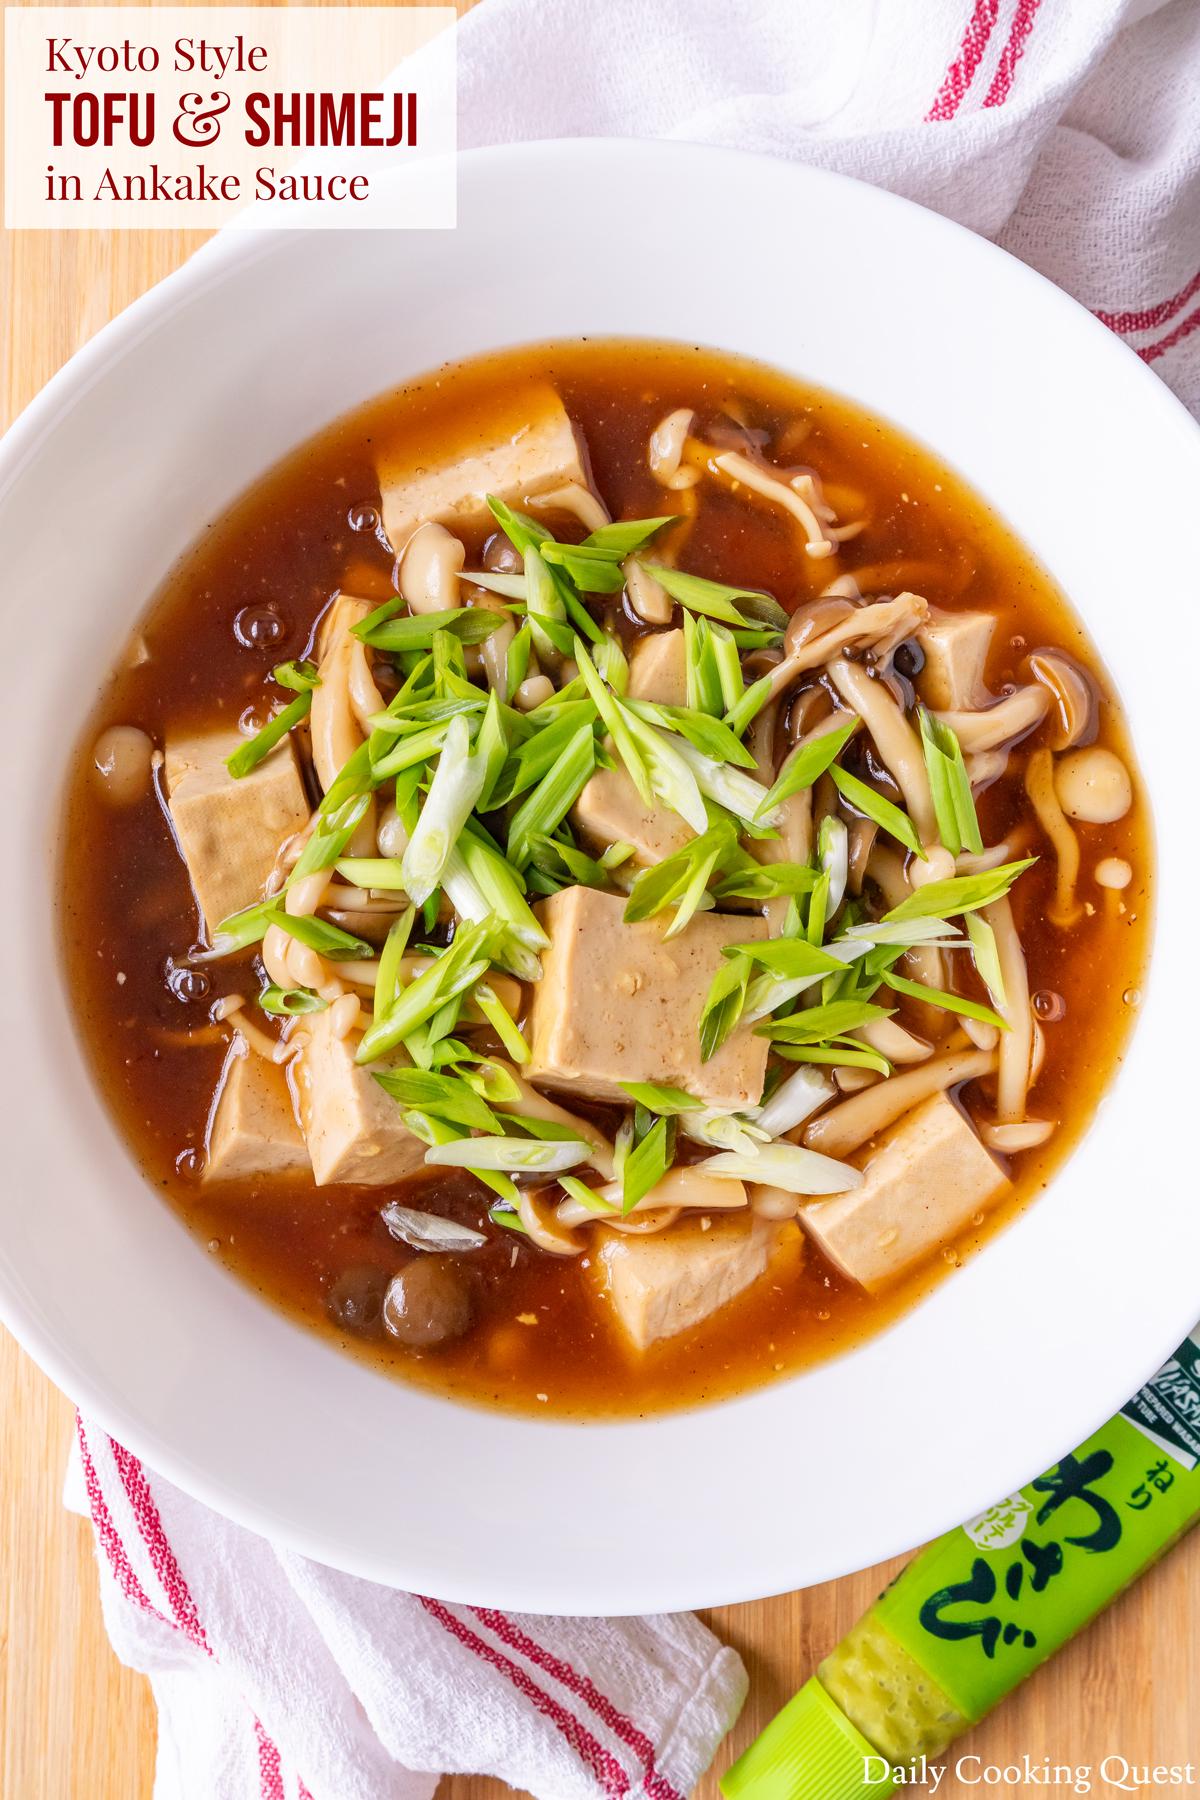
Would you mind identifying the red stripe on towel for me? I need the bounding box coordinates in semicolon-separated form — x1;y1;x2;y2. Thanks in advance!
1138;303;1200;365
100;1431;299;1800
75;1415;175;1632
982;0;1043;107
255;1717;286;1800
925;0;1001;120
419;1596;630;1798
109;1436;211;1656
1097;268;1200;336
471;1608;686;1800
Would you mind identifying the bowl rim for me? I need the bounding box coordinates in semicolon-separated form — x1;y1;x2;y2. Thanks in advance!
5;136;1200;1613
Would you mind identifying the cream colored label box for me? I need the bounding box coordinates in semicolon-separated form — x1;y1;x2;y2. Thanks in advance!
5;6;456;228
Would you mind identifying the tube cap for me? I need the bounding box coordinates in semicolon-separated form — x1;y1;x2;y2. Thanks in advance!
720;1677;897;1800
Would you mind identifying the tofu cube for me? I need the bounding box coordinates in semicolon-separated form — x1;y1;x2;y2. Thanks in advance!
628;630;687;707
165;729;309;934
592;1214;799;1349
526;886;769;1109
379;386;591;553
916;608;995;711
292;1008;427;1187
205;1039;309;1182
572;765;695;866
799;1092;1009;1291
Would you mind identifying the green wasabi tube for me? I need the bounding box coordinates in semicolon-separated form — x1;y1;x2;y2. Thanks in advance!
722;1330;1200;1800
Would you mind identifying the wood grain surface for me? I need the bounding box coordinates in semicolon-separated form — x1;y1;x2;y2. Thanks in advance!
3;5;1200;1794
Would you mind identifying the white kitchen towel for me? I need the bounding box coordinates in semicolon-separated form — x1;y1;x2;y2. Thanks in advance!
69;4;1200;1798
66;1417;747;1800
456;0;1200;415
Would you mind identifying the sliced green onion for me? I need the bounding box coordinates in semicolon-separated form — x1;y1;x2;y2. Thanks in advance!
880;968;1008;1030
699;951;754;1062
402;714;489;904
663;733;779;828
541;542;627;593
829;764;925;858
225;691;311;779
819;813;849;916
753;1066;835;1138
806;871;830;946
335;857;407;890
558;1175;619;1216
463;570;528;600
727;938;846;979
373;1067;502;1133
966;912;1008;1009
919;709;984;857
621;1114;676;1214
839;916;963;949
627;699;757;771
723;673;774;739
639;565;786;632
699;1141;861;1195
473;983;530;1063
622;715;709;833
506;724;597;868
503;623;531;701
709;626;744;712
369;721;453;782
258;984;327;1016
356;920;494;1063
882;858;1037;923
773;1043;892;1076
358;608;510;654
425;1134;589;1174
712;862;818;903
488;703;598;808
622;822;736;924
574;641;655;809
581;516;677;557
618;1082;703;1113
269;909;375;961
375;907;416;1014
755;717;857;820
489;1204;528;1234
523;543;571;661
272;660;321;692
595;632;629;695
202;898;277;959
662;830;725;939
684;612;724;716
757;999;894;1043
288;792;372;885
464;1057;523;1106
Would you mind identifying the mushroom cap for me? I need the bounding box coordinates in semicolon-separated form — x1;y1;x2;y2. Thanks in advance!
1053;745;1133;824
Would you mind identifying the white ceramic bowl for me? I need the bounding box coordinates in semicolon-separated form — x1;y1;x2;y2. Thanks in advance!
3;141;1199;1614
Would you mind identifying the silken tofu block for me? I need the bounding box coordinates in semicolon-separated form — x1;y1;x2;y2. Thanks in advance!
205;1039;309;1182
526;886;770;1109
572;764;695;866
799;1092;1009;1292
628;630;687;706
165;728;309;934
592;1214;799;1349
379;386;590;553
293;1009;427;1187
916;608;995;710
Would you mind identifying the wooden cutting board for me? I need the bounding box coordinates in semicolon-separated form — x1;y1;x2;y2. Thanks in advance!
2;8;1199;1789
